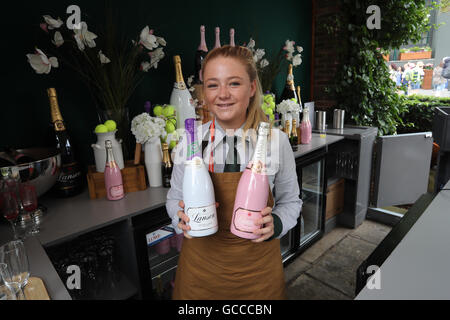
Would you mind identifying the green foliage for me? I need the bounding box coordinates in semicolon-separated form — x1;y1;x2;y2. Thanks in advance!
329;0;440;135
397;95;450;134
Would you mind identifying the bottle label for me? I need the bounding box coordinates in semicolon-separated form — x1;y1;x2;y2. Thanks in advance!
109;184;124;198
233;207;262;233
186;203;217;231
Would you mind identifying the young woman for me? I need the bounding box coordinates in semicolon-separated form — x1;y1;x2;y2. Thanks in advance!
166;45;302;300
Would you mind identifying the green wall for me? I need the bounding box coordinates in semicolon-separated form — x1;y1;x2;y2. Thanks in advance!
2;0;311;168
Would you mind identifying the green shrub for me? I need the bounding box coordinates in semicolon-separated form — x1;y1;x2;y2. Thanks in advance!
397;95;450;134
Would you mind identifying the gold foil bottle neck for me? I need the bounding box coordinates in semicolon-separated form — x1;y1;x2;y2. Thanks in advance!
47;88;66;131
173;55;186;89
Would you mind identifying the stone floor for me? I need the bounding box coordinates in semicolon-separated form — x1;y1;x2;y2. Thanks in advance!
285;219;392;300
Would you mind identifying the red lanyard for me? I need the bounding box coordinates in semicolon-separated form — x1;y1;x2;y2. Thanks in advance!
208;118;215;172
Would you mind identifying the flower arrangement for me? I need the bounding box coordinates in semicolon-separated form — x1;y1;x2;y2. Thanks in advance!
276;99;301;114
27;10;167;159
131;113;166;144
247;39;303;93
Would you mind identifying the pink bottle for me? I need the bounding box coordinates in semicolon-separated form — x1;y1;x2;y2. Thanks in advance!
300;107;312;144
230;122;270;240
104;140;124;200
214;27;221;49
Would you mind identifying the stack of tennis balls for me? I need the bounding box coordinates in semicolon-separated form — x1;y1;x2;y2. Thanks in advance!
153;104;178;150
94;120;117;133
261;93;276;121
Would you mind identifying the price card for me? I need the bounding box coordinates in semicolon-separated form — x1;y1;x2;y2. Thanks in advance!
146;226;174;246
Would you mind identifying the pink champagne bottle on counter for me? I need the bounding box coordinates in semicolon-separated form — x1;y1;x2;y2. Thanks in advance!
231;122;270;240
300;106;312;144
229;28;235;46
182;118;218;237
104;140;124;200
214;27;221;49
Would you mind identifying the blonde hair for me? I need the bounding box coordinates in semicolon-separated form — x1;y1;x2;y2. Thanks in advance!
201;45;268;139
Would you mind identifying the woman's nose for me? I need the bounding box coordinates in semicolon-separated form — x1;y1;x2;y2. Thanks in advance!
218;85;230;99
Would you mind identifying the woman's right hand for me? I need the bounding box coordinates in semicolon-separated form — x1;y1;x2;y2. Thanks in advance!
177;200;193;239
177;200;220;239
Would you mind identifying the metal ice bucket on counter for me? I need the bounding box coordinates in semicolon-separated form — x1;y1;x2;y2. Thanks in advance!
0;148;61;197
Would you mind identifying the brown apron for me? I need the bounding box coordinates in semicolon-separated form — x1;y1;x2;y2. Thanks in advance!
172;171;286;300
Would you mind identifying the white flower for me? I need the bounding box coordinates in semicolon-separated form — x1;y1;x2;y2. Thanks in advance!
246;38;255;49
52;31;64;47
74;22;97;51
98;50;111;64
43;15;63;30
26;48;58;74
297;46;303;53
255;48;265;60
259;59;269;68
131;113;166;144
276;99;300;114
292;54;302;67
187;75;194;88
156;36;166;47
149;47;165;69
141;61;151;72
284;40;295;53
139;26;158;50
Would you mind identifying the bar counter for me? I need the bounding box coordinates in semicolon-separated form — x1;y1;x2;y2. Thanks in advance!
0;133;344;300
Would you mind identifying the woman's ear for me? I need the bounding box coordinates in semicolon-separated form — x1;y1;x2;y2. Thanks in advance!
250;79;257;98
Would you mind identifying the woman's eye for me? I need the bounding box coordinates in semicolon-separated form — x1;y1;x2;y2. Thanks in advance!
230;82;241;86
207;83;218;88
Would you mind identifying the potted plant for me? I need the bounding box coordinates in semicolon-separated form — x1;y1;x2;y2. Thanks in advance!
422;63;434;89
27;10;167;159
399;46;432;60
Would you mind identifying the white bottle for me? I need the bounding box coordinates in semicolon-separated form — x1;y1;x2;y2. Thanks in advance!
169;55;196;130
182;118;218;237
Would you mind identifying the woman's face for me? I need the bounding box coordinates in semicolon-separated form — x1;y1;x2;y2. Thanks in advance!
203;56;256;130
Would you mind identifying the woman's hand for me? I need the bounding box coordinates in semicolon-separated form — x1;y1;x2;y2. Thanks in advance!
177;200;219;239
252;207;274;243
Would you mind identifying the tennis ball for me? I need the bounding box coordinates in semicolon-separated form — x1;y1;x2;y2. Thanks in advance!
165;121;176;134
169;140;177;150
94;124;108;133
269;101;276;110
264;94;274;104
153;105;163;116
163;105;175;117
167;117;176;126
265;108;273;115
269;114;275;121
104;120;117;132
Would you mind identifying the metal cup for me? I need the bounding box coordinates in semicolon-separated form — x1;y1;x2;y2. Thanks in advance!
316;111;326;131
333;109;345;129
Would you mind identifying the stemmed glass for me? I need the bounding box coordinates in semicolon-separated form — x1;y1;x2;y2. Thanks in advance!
0;190;20;239
0;263;25;300
19;183;39;235
0;240;30;299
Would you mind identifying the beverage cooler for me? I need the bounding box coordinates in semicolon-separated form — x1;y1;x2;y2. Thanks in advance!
132;206;180;300
281;147;328;263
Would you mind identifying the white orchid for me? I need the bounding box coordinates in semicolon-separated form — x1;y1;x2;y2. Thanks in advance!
259;59;269;68
52;31;64;47
284;40;295;54
98;50;111;64
139;26;158;50
296;46;303;53
74;22;97;51
140;61;151;72
292;54;302;67
149;47;165;69
156;36;166;47
255;48;265;60
246;38;255;49
26;48;58;74
43;15;63;30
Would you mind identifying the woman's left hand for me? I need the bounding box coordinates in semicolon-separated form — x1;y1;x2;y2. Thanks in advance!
252;207;274;243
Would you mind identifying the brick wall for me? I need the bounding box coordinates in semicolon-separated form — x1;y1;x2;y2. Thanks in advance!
311;0;343;111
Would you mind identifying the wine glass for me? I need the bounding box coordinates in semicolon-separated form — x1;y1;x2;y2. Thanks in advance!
19;183;39;235
0;240;30;298
0;190;20;239
0;262;25;300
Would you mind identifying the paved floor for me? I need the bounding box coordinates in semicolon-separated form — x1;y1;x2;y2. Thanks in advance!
285;219;392;300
